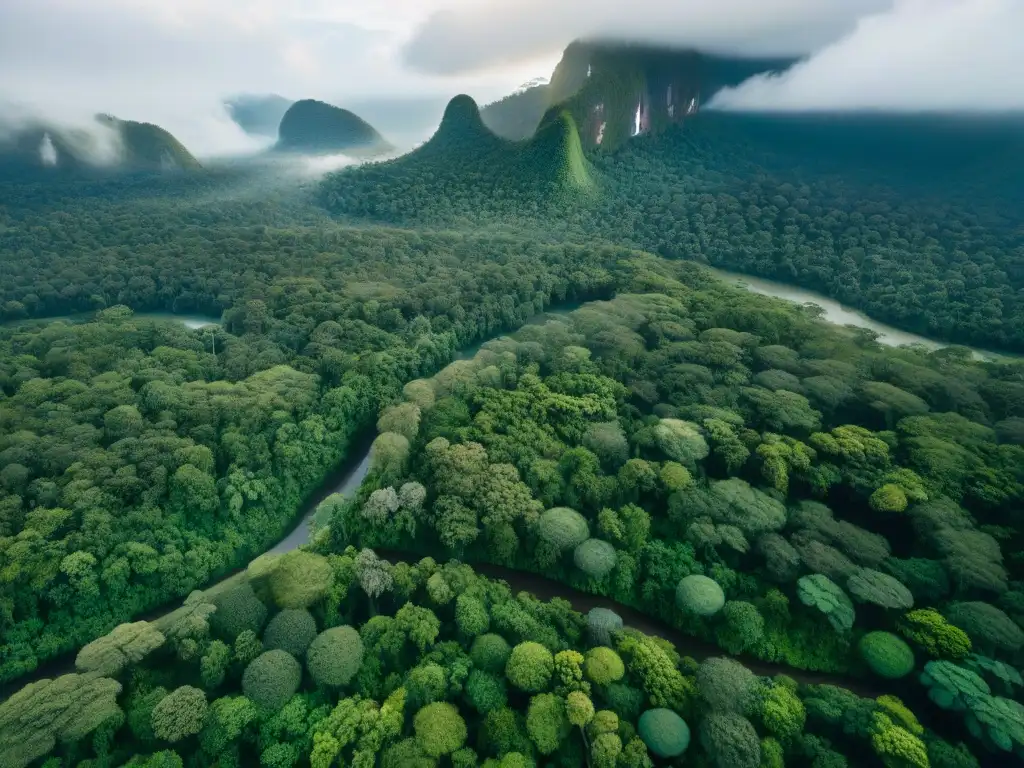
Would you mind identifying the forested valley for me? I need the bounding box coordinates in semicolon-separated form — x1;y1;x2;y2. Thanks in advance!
323;110;1024;352
1;94;1024;768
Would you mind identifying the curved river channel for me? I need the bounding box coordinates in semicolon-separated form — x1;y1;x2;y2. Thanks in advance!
706;267;1013;361
4;267;1006;697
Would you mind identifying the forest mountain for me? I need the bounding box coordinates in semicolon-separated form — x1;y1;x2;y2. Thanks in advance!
321;103;1024;352
274;99;390;155
0;114;201;175
224;93;294;138
3;53;1024;766
321;94;594;218
3;25;1024;768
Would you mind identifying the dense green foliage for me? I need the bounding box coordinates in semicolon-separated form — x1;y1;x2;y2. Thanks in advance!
2;57;1024;765
638;707;690;757
262;609;317;657
241;649;302;711
314;272;1024;763
676;574;726;617
324;94;594;220
337;284;1024;683
859;631;916;679
0;178;633;679
305;626;363;688
6;552;958;768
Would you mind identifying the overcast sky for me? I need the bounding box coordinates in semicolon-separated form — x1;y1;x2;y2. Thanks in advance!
0;0;557;155
709;0;1024;111
1;0;1020;157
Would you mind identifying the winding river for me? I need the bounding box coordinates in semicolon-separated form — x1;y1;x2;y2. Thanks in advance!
707;267;1011;361
5;268;1005;698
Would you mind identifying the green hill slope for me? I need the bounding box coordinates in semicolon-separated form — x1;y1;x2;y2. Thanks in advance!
415;93;504;155
527;109;593;190
275;99;389;155
320;94;594;221
0;115;200;175
98;115;202;170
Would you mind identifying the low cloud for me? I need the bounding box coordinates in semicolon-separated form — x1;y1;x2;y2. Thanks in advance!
711;0;1024;111
402;0;891;74
403;0;1023;114
0;0;546;158
38;134;58;166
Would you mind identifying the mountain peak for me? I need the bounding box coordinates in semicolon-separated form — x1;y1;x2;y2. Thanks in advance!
416;94;503;155
439;95;486;133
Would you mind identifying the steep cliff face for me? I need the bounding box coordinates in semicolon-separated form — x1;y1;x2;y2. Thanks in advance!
545;42;795;150
482;41;791;149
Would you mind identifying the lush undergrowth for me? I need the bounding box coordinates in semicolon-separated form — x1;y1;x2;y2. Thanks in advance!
5;261;1021;765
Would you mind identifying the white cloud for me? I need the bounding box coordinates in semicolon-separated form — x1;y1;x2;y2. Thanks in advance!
0;0;549;157
5;0;1014;160
711;0;1024;111
401;0;892;73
